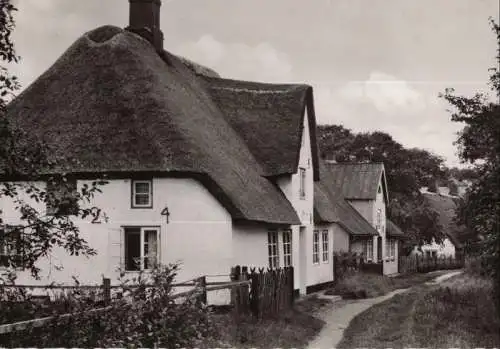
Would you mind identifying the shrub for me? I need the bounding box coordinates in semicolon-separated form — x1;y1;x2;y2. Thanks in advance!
0;264;214;348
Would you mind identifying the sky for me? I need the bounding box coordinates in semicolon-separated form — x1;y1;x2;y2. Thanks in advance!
9;0;499;167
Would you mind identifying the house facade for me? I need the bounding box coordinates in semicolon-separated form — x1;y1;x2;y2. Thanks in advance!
0;0;327;297
322;162;400;275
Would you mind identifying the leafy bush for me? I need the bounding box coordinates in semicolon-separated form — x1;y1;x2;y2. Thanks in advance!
0;264;214;348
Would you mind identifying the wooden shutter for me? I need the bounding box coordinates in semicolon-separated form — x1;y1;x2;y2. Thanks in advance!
108;227;124;274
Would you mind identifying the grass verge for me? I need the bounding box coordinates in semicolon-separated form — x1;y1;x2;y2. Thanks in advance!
336;273;500;349
206;295;329;348
325;270;449;299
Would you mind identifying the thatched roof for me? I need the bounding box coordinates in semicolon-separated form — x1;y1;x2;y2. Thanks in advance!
203;77;320;180
5;25;301;225
324;162;388;202
386;218;407;240
314;162;379;236
176;56;221;78
422;192;464;248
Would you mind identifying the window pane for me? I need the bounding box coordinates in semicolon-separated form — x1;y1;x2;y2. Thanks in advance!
144;229;158;270
135;194;150;206
125;228;141;271
135;182;150;194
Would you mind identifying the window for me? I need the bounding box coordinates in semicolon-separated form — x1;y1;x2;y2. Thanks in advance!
378;185;382;194
268;231;279;269
0;226;24;268
313;230;320;264
299;168;306;199
391;240;396;259
282;230;292;267
132;180;153;208
124;227;159;271
376;208;382;232
363;240;373;261
322;230;329;262
386;239;396;260
46;178;79;216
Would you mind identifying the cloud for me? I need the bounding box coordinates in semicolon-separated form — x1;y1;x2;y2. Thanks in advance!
338;71;426;114
312;72;464;167
175;35;293;82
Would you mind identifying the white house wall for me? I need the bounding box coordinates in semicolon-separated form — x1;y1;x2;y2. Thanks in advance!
332;224;350;253
412;238;456;257
275;109;314;293
1;178;233;288
310;224;334;286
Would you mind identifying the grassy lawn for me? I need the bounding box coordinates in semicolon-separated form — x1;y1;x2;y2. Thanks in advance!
336;273;500;349
206;295;329;348
325;270;450;299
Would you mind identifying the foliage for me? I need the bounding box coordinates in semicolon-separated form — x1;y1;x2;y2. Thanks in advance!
317;125;445;249
0;264;215;348
440;18;500;316
0;1;107;280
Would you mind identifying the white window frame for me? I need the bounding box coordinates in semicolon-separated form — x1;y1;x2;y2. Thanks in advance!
363;240;373;262
299;168;306;199
132;180;153;208
124;227;160;271
282;230;292;267
390;239;396;260
268;231;279;269
322;230;329;263
313;230;320;264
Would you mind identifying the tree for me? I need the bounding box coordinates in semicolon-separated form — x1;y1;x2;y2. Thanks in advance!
317;126;446;249
440;18;500;315
0;1;105;281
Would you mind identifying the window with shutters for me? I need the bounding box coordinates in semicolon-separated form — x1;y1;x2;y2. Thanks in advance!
0;225;25;269
132;180;153;208
124;227;159;271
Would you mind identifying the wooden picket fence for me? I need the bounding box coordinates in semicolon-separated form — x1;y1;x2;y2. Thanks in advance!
398;254;465;274
230;265;294;319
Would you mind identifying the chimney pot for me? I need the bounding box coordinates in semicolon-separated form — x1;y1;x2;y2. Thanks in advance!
127;0;164;51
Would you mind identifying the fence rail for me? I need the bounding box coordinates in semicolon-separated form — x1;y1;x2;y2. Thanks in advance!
0;274;255;335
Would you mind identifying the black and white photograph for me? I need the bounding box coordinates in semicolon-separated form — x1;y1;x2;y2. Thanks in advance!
0;0;499;347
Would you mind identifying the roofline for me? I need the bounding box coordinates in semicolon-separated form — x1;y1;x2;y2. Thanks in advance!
379;164;390;204
0;169;300;225
291;86;320;182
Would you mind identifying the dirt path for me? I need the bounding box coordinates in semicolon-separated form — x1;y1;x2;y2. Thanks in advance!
306;270;462;349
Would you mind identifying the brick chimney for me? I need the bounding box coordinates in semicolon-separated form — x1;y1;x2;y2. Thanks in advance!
126;0;164;52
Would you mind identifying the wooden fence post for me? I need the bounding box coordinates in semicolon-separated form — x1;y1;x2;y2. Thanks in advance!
249;270;260;318
289;266;295;306
230;266;241;313
102;277;111;305
197;276;207;304
239;267;250;314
